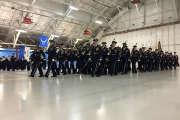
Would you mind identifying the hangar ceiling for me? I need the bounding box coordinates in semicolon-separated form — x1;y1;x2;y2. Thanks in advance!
0;0;178;48
0;0;131;47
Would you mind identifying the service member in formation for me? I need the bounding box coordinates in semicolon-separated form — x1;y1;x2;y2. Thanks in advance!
131;45;139;73
30;48;45;77
57;43;65;75
121;43;130;74
45;40;57;77
100;42;109;75
173;52;179;69
109;41;118;75
89;39;102;77
11;53;16;71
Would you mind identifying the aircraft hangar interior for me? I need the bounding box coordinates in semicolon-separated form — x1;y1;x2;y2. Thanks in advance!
0;0;180;120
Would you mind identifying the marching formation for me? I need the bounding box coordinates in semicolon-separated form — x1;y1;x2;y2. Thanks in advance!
0;39;179;78
30;39;179;77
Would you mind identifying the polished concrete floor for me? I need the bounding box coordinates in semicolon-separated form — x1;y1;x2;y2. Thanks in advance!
0;69;180;120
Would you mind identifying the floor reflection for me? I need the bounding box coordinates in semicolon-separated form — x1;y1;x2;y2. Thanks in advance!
0;69;180;120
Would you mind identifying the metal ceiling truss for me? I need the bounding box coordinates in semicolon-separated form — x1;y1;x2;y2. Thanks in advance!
0;0;130;47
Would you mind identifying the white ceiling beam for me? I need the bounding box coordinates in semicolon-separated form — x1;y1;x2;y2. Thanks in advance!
0;42;36;47
13;31;21;48
31;0;37;5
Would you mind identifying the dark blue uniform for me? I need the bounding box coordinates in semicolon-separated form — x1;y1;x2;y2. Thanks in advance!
30;50;45;77
45;45;57;77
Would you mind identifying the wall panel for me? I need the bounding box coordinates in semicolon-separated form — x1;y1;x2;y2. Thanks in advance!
102;23;180;59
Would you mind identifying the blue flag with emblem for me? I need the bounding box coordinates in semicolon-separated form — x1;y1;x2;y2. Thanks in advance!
19;46;25;60
39;35;48;48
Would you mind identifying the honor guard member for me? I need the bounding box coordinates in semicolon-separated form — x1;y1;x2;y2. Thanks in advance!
40;48;47;70
116;46;122;74
138;48;143;72
173;52;179;69
77;44;85;73
30;48;45;77
11;53;16;71
148;48;154;72
90;39;102;77
6;57;11;71
66;49;72;74
109;41;118;75
168;52;173;70
140;47;146;72
154;49;160;71
101;42;109;75
164;52;169;70
45;40;57;77
122;43;130;74
96;42;107;76
160;51;165;71
57;43;65;75
81;47;91;74
131;45;139;73
71;49;78;74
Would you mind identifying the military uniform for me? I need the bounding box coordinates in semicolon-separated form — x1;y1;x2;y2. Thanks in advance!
45;41;57;77
108;41;118;75
131;46;139;73
122;43;130;74
173;52;179;69
11;55;16;71
30;49;45;77
89;40;102;77
100;42;109;75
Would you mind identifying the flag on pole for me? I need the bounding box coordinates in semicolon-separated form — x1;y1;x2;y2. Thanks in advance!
158;41;162;51
39;36;48;48
19;46;25;60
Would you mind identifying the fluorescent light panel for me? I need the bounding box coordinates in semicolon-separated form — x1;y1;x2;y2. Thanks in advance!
76;38;82;41
16;30;27;33
69;5;79;11
95;20;103;25
52;35;59;38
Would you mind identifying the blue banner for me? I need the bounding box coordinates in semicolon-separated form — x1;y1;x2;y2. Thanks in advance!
0;48;16;57
19;46;25;60
39;36;48;48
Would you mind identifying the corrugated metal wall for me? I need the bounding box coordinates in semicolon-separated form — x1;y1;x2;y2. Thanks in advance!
102;23;180;57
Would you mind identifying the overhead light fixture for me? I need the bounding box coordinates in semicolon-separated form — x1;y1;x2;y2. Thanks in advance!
69;5;79;11
76;38;82;41
16;30;27;33
95;20;103;25
52;34;59;38
49;34;59;40
55;12;64;16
